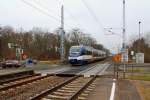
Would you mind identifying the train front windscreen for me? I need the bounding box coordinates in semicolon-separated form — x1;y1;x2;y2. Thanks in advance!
69;47;81;57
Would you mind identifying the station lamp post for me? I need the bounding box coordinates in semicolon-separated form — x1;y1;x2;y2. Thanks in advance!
138;21;141;52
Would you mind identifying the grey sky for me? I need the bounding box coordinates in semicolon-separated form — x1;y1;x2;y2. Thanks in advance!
0;0;150;53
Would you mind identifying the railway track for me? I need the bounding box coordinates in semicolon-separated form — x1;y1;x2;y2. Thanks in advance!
0;75;70;100
0;74;47;91
30;61;110;100
30;76;97;100
0;74;36;85
0;61;110;100
0;70;34;84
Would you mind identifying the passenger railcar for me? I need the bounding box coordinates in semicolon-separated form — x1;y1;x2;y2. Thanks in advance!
68;45;106;65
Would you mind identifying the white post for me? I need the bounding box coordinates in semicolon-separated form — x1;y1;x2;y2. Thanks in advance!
60;5;65;62
122;0;126;78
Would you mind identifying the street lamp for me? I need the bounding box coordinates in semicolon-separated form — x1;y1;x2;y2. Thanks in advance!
104;28;122;37
138;21;141;52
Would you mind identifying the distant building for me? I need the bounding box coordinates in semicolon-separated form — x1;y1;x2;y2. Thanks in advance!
136;53;144;63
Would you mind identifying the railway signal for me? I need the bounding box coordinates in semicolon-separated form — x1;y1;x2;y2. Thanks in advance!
8;43;23;60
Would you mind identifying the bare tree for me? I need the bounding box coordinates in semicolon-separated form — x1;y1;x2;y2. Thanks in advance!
128;33;150;62
0;26;109;60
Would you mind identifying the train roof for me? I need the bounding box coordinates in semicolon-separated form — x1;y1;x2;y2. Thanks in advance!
70;45;105;53
70;45;93;49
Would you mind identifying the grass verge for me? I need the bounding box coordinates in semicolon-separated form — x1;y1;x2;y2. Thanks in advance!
131;80;150;100
127;68;145;73
128;74;150;81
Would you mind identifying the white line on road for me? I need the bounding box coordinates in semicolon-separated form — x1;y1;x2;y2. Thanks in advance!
98;63;110;75
109;79;116;100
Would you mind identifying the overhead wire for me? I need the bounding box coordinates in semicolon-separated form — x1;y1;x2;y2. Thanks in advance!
32;0;96;31
81;0;106;33
22;0;105;32
33;0;78;29
22;0;60;22
31;0;60;17
21;0;72;28
56;0;85;30
64;8;85;29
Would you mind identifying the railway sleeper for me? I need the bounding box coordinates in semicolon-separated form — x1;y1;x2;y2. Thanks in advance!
57;89;76;93
76;79;98;100
0;75;41;89
46;94;69;99
53;92;73;96
65;85;82;88
77;96;87;100
61;87;79;90
43;84;90;99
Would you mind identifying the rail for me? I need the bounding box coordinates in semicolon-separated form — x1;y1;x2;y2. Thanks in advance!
30;76;79;100
30;76;97;100
0;74;49;91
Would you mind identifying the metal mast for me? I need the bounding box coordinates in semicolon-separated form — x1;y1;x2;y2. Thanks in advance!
122;0;126;52
138;21;141;52
122;0;126;79
60;5;65;62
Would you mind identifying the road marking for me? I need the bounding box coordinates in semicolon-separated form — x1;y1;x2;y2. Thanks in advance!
82;63;111;76
109;79;116;100
99;64;110;75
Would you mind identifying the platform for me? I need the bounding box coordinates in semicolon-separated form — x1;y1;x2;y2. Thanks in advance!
86;78;114;100
86;78;142;100
0;69;33;76
0;69;34;83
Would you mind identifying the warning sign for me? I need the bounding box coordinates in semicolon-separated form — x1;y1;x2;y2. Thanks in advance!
113;54;122;63
22;54;27;60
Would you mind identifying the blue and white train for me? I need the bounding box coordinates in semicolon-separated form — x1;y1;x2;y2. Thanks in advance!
68;45;106;65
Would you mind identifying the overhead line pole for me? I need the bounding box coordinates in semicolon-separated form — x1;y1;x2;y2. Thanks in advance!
0;28;2;59
56;0;84;29
122;0;126;79
60;3;65;62
122;0;126;50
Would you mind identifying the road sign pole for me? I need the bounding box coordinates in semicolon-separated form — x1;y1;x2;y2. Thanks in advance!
113;63;116;77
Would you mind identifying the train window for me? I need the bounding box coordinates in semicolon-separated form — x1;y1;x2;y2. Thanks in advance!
82;51;85;55
81;49;92;55
87;50;92;55
87;51;89;55
93;51;98;56
70;47;80;52
81;49;86;55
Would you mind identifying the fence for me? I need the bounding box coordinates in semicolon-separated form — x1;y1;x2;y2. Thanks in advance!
113;63;150;81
